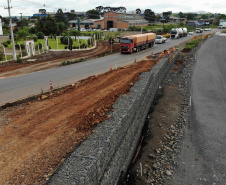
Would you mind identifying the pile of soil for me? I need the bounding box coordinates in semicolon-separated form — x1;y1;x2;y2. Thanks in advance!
0;59;157;185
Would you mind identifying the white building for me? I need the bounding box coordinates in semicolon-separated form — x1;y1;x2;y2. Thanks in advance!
0;19;3;35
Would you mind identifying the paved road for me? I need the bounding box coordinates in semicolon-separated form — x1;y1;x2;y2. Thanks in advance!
171;33;226;184
0;31;213;106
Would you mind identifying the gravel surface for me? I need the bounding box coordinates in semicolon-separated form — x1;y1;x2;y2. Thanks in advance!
124;47;197;185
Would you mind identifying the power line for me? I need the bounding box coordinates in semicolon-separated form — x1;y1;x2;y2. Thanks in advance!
12;0;64;11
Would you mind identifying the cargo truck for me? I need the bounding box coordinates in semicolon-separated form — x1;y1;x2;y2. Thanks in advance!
219;22;226;29
120;33;156;54
170;28;187;39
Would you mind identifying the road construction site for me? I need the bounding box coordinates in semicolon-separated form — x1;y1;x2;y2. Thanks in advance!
0;32;214;184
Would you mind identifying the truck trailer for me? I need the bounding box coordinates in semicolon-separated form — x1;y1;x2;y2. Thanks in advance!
170;27;187;39
219;22;226;29
120;33;156;54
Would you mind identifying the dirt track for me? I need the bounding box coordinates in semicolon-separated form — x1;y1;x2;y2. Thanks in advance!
0;59;157;184
0;41;119;78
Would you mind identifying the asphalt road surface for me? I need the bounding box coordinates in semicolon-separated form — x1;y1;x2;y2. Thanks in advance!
0;31;214;106
170;33;226;184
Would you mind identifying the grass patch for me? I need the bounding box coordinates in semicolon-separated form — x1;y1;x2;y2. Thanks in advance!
7;38;89;50
182;39;202;51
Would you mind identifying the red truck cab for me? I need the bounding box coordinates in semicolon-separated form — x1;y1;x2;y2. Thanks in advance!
120;37;134;54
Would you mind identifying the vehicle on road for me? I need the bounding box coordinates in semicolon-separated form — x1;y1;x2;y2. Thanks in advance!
170;27;187;39
196;28;203;33
204;28;211;31
219;22;226;29
189;31;194;35
120;33;156;54
155;35;167;44
109;28;118;32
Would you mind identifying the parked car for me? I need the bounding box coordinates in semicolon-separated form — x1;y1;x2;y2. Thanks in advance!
155;35;167;44
189;31;194;35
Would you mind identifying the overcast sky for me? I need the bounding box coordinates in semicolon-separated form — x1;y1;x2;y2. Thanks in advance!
0;0;225;17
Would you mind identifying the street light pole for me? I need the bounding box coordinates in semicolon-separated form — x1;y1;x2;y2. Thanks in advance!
5;0;17;60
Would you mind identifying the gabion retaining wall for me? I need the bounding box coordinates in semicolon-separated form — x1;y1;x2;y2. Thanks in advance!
46;51;180;185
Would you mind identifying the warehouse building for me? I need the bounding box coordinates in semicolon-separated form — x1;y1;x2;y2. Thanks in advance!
94;11;148;30
69;11;148;30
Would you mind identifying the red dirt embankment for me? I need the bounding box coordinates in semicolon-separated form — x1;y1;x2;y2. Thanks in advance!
0;59;157;184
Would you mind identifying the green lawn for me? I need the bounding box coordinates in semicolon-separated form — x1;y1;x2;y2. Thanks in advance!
7;38;90;50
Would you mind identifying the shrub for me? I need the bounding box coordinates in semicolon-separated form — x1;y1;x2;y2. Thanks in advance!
0;48;4;61
16;56;22;63
64;46;68;49
33;36;38;42
6;40;11;44
19;50;27;57
35;43;43;49
80;43;86;48
36;32;45;39
60;36;73;45
183;45;193;51
2;42;8;47
15;43;25;49
73;45;79;49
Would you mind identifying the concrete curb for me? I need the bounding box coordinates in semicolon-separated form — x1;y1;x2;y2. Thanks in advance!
45;51;180;185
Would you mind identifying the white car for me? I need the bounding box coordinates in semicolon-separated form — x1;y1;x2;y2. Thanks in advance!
155;35;167;44
189;31;194;35
196;28;203;33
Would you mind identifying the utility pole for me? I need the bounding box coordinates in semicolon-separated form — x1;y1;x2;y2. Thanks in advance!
5;0;17;60
20;12;23;29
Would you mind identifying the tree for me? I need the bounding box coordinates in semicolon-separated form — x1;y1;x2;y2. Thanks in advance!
96;6;104;13
144;9;155;22
55;9;68;25
104;6;111;12
86;9;100;19
29;27;36;34
67;12;77;21
69;29;80;41
136;8;141;14
162;11;172;22
200;14;209;20
186;13;195;20
2;17;9;25
179;22;186;27
43;15;58;35
58;22;67;35
35;16;46;33
16;18;29;28
16;29;29;40
178;12;184;18
39;9;46;14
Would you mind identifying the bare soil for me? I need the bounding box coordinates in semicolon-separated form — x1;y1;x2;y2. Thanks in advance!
0;41;120;78
0;59;157;185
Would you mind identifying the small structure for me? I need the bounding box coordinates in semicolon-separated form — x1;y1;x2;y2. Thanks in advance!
44;36;49;50
0;19;3;35
24;40;35;57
